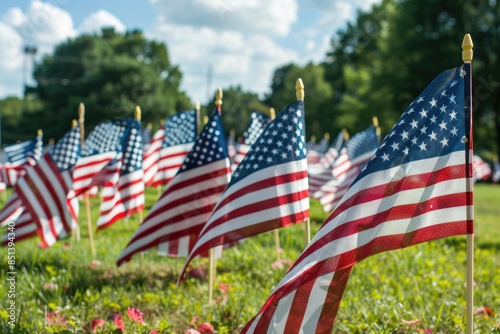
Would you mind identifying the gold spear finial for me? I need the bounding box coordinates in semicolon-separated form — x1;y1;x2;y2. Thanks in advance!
49;138;55;145
373;116;381;136
324;132;330;141
215;88;223;110
134;106;141;121
296;78;305;101
310;135;316;143
269;107;276;120
71;119;78;128
230;129;235;137
147;122;152;130
462;34;473;63
203;115;209;125
160;119;165;126
342;128;349;141
37;129;43;136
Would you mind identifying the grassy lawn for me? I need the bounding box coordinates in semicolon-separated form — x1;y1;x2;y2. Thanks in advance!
0;183;499;333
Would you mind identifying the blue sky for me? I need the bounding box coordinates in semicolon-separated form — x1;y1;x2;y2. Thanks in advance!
0;0;379;104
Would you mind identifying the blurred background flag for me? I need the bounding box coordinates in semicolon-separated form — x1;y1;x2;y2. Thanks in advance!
5;125;81;248
318;125;379;212
142;110;197;188
231;111;271;171
117;110;230;265
96;118;144;230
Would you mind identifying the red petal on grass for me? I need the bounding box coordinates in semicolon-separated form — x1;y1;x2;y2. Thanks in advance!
417;329;433;333
401;319;421;325
474;306;494;317
198;322;214;334
127;307;146;325
184;329;201;334
108;313;125;332
150;330;160;334
46;310;66;327
84;318;106;333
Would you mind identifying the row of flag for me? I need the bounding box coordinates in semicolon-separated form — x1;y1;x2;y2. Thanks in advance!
0;59;477;332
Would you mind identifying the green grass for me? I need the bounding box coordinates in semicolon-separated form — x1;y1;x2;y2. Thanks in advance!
0;184;499;333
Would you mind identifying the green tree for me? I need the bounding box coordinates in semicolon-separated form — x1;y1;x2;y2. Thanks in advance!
266;62;334;140
33;28;191;140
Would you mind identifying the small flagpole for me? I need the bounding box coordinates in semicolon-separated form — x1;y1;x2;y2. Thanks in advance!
268;107;282;261
135;106;146;266
295;78;311;244
462;33;474;334
78;103;96;257
208;88;223;303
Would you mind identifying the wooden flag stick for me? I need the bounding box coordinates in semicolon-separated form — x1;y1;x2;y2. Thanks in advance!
134;106;146;265
296;78;311;244
268;107;281;261
208;89;223;303
69;122;81;242
462;33;474;334
79;103;96;257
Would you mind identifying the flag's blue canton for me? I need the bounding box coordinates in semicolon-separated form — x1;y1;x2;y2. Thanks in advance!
243;111;271;145
314;138;329;154
331;131;345;153
344;126;378;160
231;101;306;184
4;136;42;163
180;110;227;172
141;126;151;147
50;126;81;171
121;119;143;174
163;110;197;147
357;67;465;181
81;120;127;157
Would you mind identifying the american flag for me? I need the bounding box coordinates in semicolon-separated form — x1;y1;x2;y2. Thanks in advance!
308;131;345;198
231;111;271;171
96;118;145;230
472;155;491;182
0;192;23;227
0;134;43;187
117;110;231;265
317;126;379;212
306;136;329;165
143;110;197;187
5;126;81;247
70;119;130;199
241;67;471;333
179;100;310;282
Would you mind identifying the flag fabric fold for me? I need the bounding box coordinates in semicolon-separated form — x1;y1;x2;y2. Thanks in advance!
242;67;471;333
179;100;310;283
117;110;231;265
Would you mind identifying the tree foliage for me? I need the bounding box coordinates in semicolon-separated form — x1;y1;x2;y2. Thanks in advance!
32;28;191;140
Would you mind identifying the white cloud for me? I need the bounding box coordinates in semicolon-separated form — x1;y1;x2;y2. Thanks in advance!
151;22;298;104
150;0;300;103
79;10;126;34
151;0;298;36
